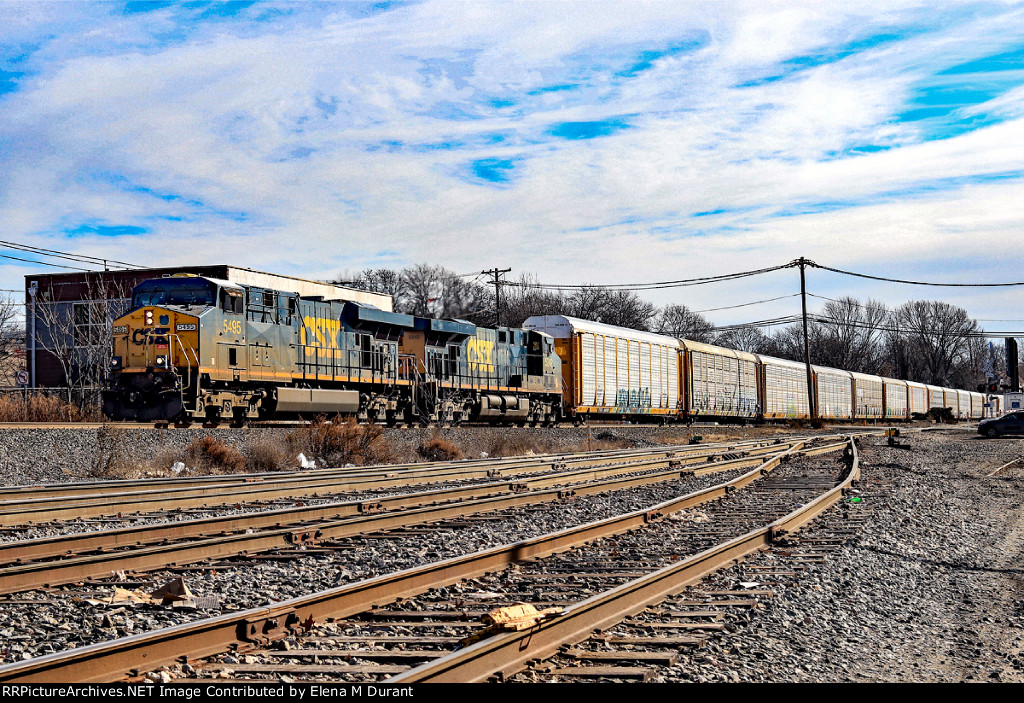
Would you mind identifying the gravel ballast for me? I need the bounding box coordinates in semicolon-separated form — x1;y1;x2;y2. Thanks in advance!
0;425;1020;683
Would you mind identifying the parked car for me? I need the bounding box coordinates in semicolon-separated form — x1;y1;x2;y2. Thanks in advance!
978;412;1024;438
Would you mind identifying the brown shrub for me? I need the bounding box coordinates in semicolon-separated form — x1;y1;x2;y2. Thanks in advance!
88;425;140;478
485;432;547;458
417;435;463;462
288;416;394;467
244;438;292;473
184;436;247;474
150;446;185;474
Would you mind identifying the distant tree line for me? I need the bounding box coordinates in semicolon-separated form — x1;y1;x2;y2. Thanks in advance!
337;265;1014;390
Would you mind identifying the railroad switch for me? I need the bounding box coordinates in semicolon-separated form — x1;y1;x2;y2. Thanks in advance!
885;428;901;447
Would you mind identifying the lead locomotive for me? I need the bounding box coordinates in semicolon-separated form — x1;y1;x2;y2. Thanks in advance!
103;274;563;426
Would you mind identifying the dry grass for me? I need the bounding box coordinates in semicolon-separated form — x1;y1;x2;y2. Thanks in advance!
184;436;247;474
417;435;463;462
244;438;293;473
0;394;91;422
288;416;394;467
88;425;141;479
484;432;556;458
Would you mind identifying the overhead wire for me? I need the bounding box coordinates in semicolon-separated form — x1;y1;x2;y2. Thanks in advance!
0;239;141;269
501;262;795;292
810;261;1024;287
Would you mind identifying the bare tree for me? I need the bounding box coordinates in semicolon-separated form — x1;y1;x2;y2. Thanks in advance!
714;325;772;353
890;300;980;385
655;304;716;342
813;297;889;373
565;286;609;322
34;276;130;409
0;295;24;386
599;290;657;331
334;268;407;301
500;274;567;328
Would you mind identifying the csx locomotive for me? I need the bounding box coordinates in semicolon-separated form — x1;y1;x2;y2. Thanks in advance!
105;273;991;427
102;274;563;426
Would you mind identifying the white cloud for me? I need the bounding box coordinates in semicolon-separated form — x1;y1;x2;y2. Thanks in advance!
2;0;1024;328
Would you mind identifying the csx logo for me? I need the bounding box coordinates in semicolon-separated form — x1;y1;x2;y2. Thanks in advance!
301;316;342;358
466;338;495;372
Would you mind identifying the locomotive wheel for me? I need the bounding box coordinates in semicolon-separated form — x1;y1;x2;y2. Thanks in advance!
229;408;247;428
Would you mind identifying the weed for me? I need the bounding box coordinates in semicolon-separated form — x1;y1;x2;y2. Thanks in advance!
184;436;247;474
288;416;394;467
417;435;462;462
244;438;292;472
89;425;139;478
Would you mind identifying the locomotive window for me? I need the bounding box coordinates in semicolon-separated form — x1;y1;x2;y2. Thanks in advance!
132;280;215;308
498;331;507;343
221;290;244;314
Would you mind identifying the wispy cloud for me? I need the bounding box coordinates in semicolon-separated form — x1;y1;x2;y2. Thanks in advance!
2;0;1024;325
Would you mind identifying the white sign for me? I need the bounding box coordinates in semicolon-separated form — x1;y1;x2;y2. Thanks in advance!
15;371;29;386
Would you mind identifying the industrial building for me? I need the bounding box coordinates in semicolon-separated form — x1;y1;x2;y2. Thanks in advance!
25;265;391;389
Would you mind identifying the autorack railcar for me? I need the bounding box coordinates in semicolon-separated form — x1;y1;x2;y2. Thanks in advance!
104;274;988;427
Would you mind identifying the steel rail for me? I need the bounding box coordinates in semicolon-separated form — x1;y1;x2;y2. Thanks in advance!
0;442;827;682
0;444;841;594
0;441;811;566
0;440;795;526
389;438;860;683
0;432;866;503
0;444;724;500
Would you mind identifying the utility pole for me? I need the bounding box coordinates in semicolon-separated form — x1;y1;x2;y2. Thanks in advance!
483;267;511;327
797;257;816;419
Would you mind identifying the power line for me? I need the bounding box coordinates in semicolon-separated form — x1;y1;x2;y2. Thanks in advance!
712;315;803;332
0;239;141;270
502;263;794;292
809;314;1022;339
0;253;96;272
811;261;1024;287
692;293;800;314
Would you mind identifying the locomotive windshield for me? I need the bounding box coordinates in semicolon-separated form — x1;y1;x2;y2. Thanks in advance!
132;278;217;308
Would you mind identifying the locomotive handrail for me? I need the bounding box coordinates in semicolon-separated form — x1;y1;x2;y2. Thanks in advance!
166;333;198;415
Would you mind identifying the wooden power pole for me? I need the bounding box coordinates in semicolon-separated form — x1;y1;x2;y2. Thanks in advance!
483;267;511;327
798;257;817;419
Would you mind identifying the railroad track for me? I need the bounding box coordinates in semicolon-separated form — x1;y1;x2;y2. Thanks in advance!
0;442;810;594
0;437;825;527
0;437;859;682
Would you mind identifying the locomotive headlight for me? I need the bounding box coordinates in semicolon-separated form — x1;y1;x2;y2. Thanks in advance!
145;310;154;324
110;356;121;369
155;355;167;367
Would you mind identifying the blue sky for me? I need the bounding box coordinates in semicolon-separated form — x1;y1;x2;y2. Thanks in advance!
2;0;1024;327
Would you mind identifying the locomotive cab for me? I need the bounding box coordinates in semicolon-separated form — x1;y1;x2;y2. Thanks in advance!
103;276;236;422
